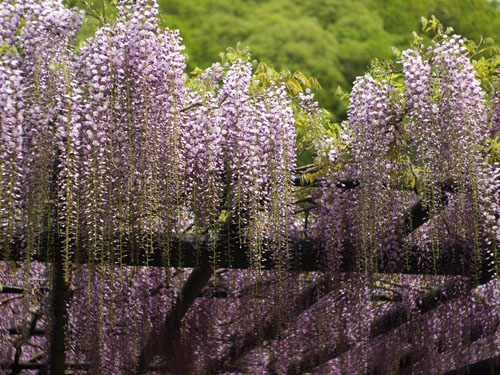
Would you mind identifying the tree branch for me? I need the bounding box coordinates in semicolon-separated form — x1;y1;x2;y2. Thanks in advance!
135;266;213;374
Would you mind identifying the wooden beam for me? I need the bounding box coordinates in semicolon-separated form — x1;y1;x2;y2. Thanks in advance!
0;363;173;372
442;356;500;375
8;327;45;336
285;277;471;375
4;235;490;279
0;285;50;294
6;178;489;278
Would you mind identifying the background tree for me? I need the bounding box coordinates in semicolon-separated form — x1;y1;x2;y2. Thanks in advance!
152;0;500;121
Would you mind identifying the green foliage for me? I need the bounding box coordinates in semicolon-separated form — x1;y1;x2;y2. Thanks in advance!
63;0;118;49
486;137;500;163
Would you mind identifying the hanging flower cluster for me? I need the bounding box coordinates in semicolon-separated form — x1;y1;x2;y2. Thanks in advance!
490;89;500;137
0;50;23;251
314;33;497;276
314;73;410;272
181;63;225;231
76;0;190;265
181;58;296;268
0;0;84;268
403;35;487;183
0;0;298;270
401;35;491;276
217;60;296;266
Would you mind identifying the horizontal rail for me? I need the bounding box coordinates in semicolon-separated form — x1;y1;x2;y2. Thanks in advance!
0;285;50;294
442;356;500;375
4;237;491;280
7;327;45;336
0;362;171;371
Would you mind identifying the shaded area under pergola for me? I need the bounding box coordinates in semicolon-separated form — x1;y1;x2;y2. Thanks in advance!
1;177;497;375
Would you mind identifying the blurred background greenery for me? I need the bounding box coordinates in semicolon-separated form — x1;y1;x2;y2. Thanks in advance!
67;0;500;121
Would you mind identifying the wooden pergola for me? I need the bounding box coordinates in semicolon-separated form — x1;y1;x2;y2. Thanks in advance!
1;177;498;375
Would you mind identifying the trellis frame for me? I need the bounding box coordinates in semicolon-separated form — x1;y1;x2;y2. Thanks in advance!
1;178;498;375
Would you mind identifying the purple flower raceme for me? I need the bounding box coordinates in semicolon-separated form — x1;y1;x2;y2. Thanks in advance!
490;89;500;137
0;51;24;247
217;59;296;269
477;162;500;276
315;73;410;273
181;63;225;231
315;34;497;277
76;0;189;263
401;35;492;276
0;0;83;267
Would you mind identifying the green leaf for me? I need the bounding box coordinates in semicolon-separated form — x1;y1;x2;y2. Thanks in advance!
391;46;401;59
286;79;302;93
219;209;229;222
49;61;59;71
420;16;428;31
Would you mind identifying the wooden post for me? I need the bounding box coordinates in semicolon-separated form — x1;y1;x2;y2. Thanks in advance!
47;237;71;375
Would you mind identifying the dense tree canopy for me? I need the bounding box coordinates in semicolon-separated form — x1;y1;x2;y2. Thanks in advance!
149;0;500;120
0;1;499;375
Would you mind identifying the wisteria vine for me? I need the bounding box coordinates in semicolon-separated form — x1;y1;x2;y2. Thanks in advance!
0;1;499;374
